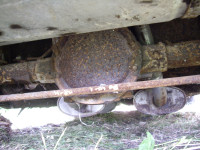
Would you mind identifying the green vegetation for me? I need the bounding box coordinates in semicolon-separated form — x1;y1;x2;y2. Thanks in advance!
1;111;200;150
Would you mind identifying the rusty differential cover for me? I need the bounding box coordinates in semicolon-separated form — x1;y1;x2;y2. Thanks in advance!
54;28;141;104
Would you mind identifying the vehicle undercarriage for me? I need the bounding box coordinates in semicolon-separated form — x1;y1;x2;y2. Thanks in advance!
0;0;200;117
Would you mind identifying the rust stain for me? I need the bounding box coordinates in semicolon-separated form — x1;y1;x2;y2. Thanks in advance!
141;40;200;73
53;28;141;104
167;40;200;69
0;75;199;103
55;30;140;88
0;58;55;84
141;42;167;73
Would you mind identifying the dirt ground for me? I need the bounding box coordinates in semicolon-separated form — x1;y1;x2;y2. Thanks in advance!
1;109;200;150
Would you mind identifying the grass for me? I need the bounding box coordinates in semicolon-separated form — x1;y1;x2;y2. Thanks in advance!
1;111;200;150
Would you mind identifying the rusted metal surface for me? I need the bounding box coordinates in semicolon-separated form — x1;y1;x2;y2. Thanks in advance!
0;75;199;103
1;39;200;86
55;28;140;88
182;0;200;18
136;24;167;108
163;66;200;96
0;58;56;84
141;40;200;73
54;28;141;104
166;40;200;69
34;58;56;83
141;42;167;73
134;87;186;115
0;83;58;109
0;61;36;84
